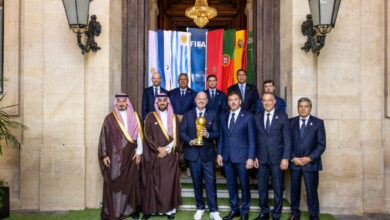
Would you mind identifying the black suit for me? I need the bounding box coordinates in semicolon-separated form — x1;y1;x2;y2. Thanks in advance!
142;86;168;119
227;83;259;114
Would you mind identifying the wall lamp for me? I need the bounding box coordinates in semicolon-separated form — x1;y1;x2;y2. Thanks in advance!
301;0;341;55
62;0;101;55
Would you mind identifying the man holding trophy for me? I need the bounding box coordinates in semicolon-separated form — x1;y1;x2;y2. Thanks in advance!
180;92;222;220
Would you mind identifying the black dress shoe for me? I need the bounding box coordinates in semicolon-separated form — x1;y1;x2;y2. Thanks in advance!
223;210;241;220
272;218;279;220
131;212;140;219
253;214;269;220
100;217;107;220
240;214;249;220
287;216;300;220
142;215;151;220
167;214;175;219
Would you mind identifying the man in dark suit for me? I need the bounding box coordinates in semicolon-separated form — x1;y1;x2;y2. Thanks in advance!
169;73;197;121
180;91;222;220
205;74;227;117
255;80;286;113
227;69;259;114
253;92;291;220
287;97;326;220
217;91;256;220
142;72;168;119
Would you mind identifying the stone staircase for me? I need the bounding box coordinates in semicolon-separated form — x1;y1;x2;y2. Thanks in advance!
178;176;291;212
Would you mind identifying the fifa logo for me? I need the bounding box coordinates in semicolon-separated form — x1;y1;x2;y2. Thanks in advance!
191;41;206;48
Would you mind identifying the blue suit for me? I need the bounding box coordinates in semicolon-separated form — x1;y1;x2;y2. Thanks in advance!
254;110;291;219
142;86;168;119
227;83;259;114
180;108;219;212
217;110;256;215
169;87;197;115
205;89;227;117
255;95;286;113
289;115;326;220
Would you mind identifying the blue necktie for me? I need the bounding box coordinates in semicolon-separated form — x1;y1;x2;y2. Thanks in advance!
181;90;185;97
211;90;215;100
240;85;245;101
199;112;203;117
229;113;235;130
154;88;158;98
300;119;306;138
266;113;271;133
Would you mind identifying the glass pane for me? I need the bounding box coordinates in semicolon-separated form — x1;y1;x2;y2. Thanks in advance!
331;0;341;27
309;0;320;26
76;0;89;27
319;0;335;25
62;0;78;26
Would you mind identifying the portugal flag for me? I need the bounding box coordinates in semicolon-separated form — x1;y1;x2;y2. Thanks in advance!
221;29;236;94
206;29;224;90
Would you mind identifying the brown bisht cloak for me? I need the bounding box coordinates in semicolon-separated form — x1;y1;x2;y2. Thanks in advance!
98;111;143;220
141;112;183;215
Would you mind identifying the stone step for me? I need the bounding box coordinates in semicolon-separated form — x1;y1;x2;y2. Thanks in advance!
178;197;291;212
181;188;286;199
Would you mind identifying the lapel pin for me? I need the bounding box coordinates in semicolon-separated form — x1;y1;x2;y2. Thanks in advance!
154;122;158;125
241;114;244;117
275;116;278;119
310;122;313;126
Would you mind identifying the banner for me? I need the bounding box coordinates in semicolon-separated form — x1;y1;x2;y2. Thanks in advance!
188;28;207;92
163;30;173;90
206;29;224;91
148;30;165;87
157;30;166;89
221;29;236;94
233;30;247;83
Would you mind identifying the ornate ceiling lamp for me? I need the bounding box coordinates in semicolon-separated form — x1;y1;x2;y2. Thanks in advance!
185;0;217;28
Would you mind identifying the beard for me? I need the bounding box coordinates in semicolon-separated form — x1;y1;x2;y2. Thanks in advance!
158;105;167;111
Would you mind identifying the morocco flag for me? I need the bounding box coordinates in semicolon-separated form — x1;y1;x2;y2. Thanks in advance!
221;29;236;94
206;29;224;90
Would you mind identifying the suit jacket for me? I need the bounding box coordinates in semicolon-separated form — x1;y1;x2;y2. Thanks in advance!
255;95;286;113
254;110;292;165
217;110;256;163
227;83;259;114
142;86;168;119
289;115;326;171
205;89;227;116
180;108;219;162
169;87;197;115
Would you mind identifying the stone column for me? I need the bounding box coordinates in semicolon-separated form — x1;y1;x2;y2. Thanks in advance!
149;0;159;31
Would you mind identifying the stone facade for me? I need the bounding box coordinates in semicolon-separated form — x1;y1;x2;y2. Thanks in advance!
0;0;389;215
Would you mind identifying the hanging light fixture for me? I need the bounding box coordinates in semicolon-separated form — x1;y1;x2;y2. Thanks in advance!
185;0;217;28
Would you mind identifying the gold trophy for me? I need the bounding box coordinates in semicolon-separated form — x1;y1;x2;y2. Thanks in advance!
194;116;207;146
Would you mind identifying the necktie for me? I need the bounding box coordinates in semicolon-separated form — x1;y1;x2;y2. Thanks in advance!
300;119;306;138
211;90;215;100
229;113;235;130
199;112;203;117
154;88;158;98
240;85;245;101
266;113;271;133
181;91;185;97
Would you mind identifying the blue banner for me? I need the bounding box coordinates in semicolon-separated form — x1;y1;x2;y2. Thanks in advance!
157;30;166;89
188;28;207;92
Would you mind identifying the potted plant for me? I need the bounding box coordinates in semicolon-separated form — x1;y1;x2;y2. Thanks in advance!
0;95;26;219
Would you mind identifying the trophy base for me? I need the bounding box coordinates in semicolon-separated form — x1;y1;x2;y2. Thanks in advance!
194;139;204;146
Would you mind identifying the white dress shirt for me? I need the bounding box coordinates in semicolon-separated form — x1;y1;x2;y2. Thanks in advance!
159;110;174;153
299;114;311;128
153;86;161;95
180;88;187;95
120;110;143;155
263;108;275;129
228;107;241;129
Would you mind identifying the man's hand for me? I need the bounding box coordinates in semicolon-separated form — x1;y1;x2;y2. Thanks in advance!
133;154;142;165
103;156;111;168
177;115;183;122
300;157;312;166
157;147;168;158
217;155;223;167
280;159;289;170
246;159;254;170
254;158;259;169
200;128;209;138
190;139;198;146
291;157;303;166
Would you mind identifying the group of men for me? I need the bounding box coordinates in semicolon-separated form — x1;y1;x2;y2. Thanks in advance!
98;69;326;220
